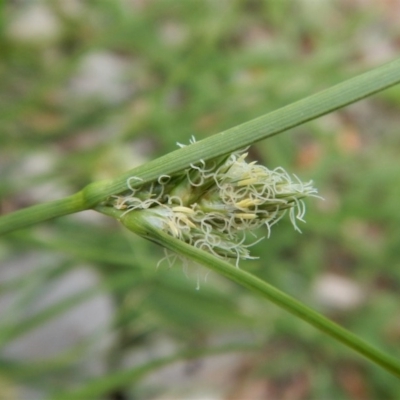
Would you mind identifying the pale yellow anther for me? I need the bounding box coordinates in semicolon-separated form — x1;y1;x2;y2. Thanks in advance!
237;177;258;186
234;213;257;220
176;214;196;229
166;220;180;237
172;206;195;214
235;198;262;208
236;152;248;163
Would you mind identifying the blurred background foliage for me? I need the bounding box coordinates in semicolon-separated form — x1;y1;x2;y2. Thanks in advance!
1;0;400;399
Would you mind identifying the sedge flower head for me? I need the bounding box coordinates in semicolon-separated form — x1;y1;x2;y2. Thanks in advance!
111;142;319;267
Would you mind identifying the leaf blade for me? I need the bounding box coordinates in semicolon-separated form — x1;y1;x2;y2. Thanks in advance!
84;57;400;204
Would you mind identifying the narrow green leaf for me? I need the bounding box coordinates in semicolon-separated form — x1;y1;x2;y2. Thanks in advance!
133;220;400;378
1;58;400;234
52;344;256;400
82;57;400;204
0;272;131;348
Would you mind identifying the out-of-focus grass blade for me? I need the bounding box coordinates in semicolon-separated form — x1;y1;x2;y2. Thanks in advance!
0;272;132;348
52;344;257;400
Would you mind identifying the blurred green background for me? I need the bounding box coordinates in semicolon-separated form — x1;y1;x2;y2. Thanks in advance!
1;0;400;399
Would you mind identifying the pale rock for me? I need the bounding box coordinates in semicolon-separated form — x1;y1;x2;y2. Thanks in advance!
8;4;60;42
313;273;364;310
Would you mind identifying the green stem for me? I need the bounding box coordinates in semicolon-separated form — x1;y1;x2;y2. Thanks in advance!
0;192;86;235
81;57;400;203
120;210;400;378
2;58;400;234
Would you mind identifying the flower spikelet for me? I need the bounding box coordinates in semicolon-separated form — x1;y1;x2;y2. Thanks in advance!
111;143;318;267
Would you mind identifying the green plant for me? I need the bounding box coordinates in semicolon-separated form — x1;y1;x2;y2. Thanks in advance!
2;56;400;392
